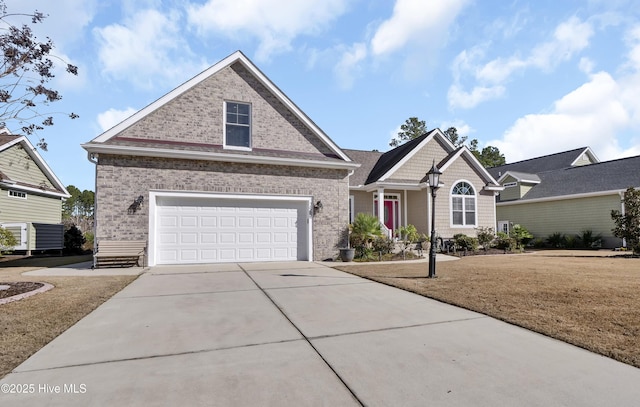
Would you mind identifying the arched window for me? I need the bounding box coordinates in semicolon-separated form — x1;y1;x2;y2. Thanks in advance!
451;181;476;226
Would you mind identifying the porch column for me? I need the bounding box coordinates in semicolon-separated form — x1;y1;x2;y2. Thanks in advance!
377;188;385;225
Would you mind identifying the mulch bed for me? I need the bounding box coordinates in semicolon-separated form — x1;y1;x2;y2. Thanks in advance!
0;282;45;299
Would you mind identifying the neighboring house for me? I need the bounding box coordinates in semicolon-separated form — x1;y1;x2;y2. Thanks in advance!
346;129;503;241
0;129;70;253
82;51;358;266
488;147;640;248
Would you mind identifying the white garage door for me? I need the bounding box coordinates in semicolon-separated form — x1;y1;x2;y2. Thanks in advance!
154;196;309;264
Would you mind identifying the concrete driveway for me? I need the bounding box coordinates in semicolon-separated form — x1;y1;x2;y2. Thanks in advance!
2;262;639;406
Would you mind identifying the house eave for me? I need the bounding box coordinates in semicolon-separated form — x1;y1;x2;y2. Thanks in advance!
0;182;69;198
362;181;425;192
81;144;360;171
497;189;628;206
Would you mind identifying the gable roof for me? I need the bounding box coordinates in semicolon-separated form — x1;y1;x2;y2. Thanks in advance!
0;132;69;198
83;51;356;170
488;147;597;179
497;171;541;184
500;155;640;203
347;129;501;190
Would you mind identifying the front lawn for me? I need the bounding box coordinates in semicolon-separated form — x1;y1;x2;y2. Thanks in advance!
334;251;640;368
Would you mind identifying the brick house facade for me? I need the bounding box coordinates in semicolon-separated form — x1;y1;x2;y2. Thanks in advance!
83;51;357;265
83;51;502;265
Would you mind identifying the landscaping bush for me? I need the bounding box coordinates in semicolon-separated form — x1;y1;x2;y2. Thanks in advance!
579;229;602;249
510;224;533;250
64;225;86;255
532;238;546;248
453;233;478;252
372;235;394;255
475;226;495;252
0;226;18;254
495;232;515;251
349;213;384;259
546;232;566;248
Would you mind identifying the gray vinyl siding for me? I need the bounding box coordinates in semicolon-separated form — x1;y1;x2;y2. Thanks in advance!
0;187;62;224
496;194;623;247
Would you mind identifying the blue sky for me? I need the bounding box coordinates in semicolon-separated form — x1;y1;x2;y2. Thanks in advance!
5;0;640;192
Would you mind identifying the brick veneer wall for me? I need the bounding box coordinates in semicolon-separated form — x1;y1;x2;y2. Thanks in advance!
115;62;334;156
95;154;350;261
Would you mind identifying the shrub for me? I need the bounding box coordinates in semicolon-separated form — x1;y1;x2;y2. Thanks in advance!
453;233;478;252
0;226;18;254
510;224;533;250
579;229;602;249
564;234;579;249
546;232;566;248
372;235;394;255
532;238;546;248
350;213;384;259
495;232;515;251
396;224;418;251
475;226;495;251
64;225;86;255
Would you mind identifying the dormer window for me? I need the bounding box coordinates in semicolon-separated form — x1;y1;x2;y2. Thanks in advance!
224;101;251;149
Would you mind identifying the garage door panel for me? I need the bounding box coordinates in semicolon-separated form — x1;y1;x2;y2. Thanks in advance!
238;217;254;227
219;232;236;244
159;233;178;244
201;216;217;227
238;232;254;243
220;216;236;228
201;233;217;244
155;197;308;264
159;216;178;227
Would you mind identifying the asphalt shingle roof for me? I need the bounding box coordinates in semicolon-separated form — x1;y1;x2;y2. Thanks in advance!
488;147;589;180
519;155;640;200
343;149;383;186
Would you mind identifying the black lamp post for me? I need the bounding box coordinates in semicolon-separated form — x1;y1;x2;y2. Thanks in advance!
427;161;442;279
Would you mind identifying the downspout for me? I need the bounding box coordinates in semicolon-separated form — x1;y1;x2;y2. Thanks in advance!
86;152;98;266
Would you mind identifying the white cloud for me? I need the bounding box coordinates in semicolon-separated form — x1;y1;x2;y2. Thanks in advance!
449;16;594;109
94;8;204;90
334;43;368;89
487;71;636;163
186;0;349;62
370;0;468;56
447;84;505;110
97;108;138;132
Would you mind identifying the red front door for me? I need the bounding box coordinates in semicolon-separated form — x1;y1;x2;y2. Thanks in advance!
374;199;398;233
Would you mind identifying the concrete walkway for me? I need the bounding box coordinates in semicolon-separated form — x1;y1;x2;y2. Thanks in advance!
2;262;639;406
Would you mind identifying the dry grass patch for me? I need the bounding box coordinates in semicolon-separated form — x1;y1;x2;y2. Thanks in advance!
334;251;640;369
0;256;137;378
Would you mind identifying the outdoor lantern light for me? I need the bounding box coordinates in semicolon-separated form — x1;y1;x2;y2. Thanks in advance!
427;161;442;278
314;200;323;214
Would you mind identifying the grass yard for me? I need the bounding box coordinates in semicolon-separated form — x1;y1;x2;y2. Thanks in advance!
0;255;138;378
334;250;640;369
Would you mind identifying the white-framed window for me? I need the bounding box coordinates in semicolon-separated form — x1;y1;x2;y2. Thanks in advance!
451;181;476;226
8;190;26;199
224;101;251;149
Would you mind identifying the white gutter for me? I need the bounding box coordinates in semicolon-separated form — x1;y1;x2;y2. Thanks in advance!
81;144;360;171
497;189;628;206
